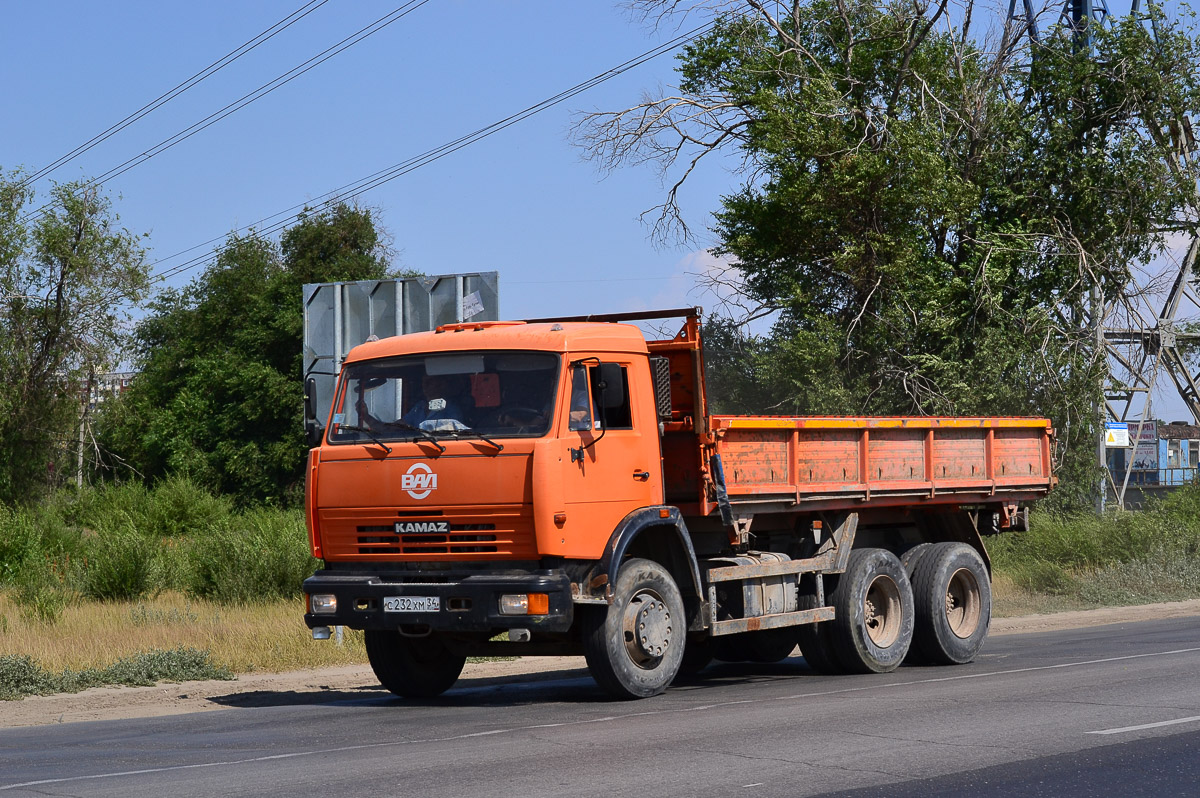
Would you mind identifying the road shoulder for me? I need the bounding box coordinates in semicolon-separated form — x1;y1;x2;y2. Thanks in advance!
5;598;1200;729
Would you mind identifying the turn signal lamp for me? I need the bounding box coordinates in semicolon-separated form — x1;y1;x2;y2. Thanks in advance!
499;593;550;616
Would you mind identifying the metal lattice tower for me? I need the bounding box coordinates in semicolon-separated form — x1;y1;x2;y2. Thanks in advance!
1007;1;1200;507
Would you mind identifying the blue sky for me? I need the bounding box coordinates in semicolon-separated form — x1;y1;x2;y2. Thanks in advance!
2;1;734;321
3;0;1196;421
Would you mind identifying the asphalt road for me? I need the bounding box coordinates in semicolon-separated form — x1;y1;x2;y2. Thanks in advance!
2;617;1199;797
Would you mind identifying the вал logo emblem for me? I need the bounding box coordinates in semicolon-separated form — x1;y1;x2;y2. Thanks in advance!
401;462;437;500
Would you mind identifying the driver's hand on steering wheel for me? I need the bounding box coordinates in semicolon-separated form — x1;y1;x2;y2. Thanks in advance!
500;407;544;428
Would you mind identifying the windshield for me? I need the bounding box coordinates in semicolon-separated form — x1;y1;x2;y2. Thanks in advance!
328;351;560;443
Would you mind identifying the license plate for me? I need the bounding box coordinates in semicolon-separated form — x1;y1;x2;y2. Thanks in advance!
383;596;440;613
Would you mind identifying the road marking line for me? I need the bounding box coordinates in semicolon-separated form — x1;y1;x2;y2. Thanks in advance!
3;645;1199;792
1088;715;1200;735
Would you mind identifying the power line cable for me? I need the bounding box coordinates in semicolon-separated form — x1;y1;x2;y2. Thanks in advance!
147;21;715;286
21;0;331;188
22;0;431;223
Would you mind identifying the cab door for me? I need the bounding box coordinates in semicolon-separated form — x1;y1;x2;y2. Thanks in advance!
546;357;663;559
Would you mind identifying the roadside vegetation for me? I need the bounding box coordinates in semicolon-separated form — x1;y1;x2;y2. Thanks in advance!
2;476;1199;699
991;485;1200;612
0;477;368;699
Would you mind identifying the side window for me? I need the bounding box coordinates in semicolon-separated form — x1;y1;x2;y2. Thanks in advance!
590;364;632;429
568;365;594;431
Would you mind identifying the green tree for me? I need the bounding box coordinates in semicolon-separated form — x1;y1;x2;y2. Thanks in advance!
579;1;1200;509
0;170;149;504
99;204;390;505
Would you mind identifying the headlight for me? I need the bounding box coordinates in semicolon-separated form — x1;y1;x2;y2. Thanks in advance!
309;594;337;614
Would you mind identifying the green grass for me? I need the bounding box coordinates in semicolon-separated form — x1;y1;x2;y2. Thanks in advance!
991;483;1200;608
0;647;234;701
0;478;316;615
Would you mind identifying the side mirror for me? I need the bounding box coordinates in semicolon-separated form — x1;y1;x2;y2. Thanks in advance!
597;363;625;410
304;377;323;447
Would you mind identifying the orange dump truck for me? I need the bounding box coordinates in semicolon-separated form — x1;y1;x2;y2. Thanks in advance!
302;308;1055;699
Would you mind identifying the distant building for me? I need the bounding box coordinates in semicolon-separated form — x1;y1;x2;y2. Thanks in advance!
1107;421;1199;502
1157;422;1200;486
88;371;136;409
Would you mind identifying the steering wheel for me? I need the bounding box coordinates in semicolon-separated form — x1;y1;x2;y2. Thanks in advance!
498;404;545;429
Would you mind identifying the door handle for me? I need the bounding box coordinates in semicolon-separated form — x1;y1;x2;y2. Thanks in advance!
633;470;650;481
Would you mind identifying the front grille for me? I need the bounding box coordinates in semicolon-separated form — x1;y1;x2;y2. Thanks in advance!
319;505;536;561
354;523;500;554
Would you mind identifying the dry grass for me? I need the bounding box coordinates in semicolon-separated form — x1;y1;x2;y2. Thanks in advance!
991;571;1094;618
2;575;1190;677
0;591;366;674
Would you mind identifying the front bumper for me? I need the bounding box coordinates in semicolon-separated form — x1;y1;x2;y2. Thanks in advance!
303;568;574;633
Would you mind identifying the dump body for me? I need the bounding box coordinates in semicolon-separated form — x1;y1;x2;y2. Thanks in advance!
710;416;1054;514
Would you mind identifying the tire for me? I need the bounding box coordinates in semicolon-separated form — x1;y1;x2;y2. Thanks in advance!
899;543;935;665
364;630;466;699
796;592;844;674
900;542;934;575
910;542;991;665
582;558;686;699
827;548;914;673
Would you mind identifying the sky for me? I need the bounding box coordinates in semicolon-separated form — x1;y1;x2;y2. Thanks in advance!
2;1;735;321
2;0;1197;421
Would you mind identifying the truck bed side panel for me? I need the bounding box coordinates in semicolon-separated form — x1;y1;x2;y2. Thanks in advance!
712;417;1053;510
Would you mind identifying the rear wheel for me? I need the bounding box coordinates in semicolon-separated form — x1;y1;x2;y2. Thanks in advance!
900;542;934;575
364;630;466;699
900;542;936;664
827;548;914;673
582;558;685;699
796;592;843;674
910;543;991;664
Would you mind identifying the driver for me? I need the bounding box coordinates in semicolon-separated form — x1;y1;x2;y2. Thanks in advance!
494;372;553;429
401;373;472;427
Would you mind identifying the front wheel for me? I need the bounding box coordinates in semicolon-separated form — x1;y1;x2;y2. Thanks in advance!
364;630;466;699
828;548;914;673
582;558;686;699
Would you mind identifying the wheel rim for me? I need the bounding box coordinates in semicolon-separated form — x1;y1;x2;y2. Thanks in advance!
862;574;902;648
945;567;982;638
621;589;673;668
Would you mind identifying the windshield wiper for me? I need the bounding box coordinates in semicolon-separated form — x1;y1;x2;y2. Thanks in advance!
337;425;392;455
476;434;504;452
383;421;448;454
423;427;504;453
343;422;448;455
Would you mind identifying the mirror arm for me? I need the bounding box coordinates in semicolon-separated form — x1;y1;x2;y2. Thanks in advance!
570;379;609;463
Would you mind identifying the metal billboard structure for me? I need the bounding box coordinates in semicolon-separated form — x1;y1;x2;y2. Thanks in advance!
303;272;499;428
